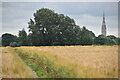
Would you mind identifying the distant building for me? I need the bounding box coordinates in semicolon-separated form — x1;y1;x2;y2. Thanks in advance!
101;12;107;36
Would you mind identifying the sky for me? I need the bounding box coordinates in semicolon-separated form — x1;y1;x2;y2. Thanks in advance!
0;1;119;37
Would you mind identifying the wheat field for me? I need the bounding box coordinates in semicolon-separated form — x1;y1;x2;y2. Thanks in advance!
0;47;2;79
16;46;118;78
1;46;118;78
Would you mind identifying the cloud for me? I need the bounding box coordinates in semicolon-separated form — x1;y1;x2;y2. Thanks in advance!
54;2;118;16
1;2;118;37
0;2;2;36
1;0;119;2
70;14;118;36
2;18;29;36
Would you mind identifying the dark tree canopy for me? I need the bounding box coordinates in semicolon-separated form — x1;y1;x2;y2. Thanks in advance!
28;8;85;46
2;33;18;46
94;35;117;45
80;27;95;45
0;37;2;46
18;28;28;46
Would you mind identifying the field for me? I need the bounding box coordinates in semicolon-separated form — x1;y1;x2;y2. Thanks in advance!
0;47;2;78
1;46;118;78
1;47;37;78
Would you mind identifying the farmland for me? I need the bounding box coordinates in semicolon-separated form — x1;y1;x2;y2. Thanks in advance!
0;47;2;78
1;47;37;78
1;46;118;78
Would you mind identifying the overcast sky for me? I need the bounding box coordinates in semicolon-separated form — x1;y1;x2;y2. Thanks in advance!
1;1;119;37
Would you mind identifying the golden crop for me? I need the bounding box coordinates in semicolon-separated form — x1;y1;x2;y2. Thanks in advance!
18;46;118;78
1;46;118;78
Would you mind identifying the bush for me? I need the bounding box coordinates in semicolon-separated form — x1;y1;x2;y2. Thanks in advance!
9;42;20;47
94;35;117;45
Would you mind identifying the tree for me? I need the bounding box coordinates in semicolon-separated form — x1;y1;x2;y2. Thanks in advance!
107;35;117;40
80;27;95;45
2;33;18;46
28;8;82;46
107;35;118;44
117;38;120;45
0;37;2;47
94;35;117;45
18;28;28;46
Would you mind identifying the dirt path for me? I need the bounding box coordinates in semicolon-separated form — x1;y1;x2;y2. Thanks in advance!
2;47;37;78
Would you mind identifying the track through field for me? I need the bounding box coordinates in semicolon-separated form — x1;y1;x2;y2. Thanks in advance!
2;47;37;78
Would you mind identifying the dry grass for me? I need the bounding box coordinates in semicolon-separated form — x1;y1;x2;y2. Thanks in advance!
0;47;2;79
2;47;37;78
18;45;118;78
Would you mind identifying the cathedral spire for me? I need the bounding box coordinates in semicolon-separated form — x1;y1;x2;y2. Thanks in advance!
101;11;106;36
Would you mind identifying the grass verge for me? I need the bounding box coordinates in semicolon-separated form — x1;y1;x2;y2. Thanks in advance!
14;47;78;78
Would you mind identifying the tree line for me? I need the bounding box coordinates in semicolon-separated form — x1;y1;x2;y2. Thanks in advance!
1;8;120;47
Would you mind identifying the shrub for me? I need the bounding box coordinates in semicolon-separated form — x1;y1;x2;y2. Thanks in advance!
9;42;20;47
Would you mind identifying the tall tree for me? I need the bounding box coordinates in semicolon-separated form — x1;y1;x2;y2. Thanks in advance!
18;28;28;46
28;8;81;46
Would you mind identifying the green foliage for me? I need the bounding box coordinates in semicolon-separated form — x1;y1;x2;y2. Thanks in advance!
94;35;117;45
28;8;95;46
18;28;28;46
9;42;20;47
0;37;2;47
107;35;117;40
117;38;120;45
80;27;95;45
107;35;120;45
2;33;18;46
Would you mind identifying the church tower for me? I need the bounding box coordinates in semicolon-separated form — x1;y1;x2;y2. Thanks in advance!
101;12;106;36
